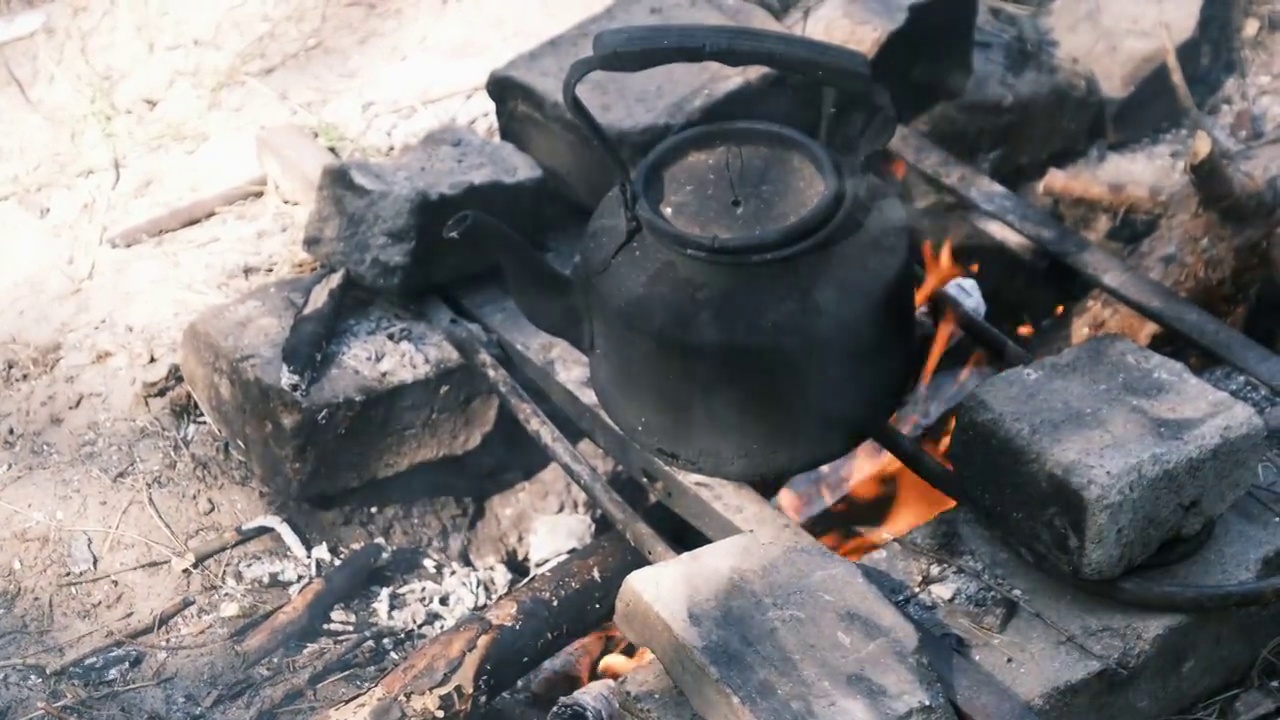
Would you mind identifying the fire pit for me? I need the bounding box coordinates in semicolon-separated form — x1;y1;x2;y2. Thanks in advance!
167;2;1280;719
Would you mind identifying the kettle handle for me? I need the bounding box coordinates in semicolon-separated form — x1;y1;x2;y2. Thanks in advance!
561;24;897;217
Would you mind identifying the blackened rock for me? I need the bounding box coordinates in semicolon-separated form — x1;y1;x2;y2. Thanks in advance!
487;0;821;210
302;126;572;299
911;4;1104;184
790;0;978;125
950;336;1267;580
180;275;498;500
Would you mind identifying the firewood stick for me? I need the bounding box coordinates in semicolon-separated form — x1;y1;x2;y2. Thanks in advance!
526;627;618;705
315;531;646;720
280;268;352;396
106;174;267;249
547;679;622;720
235;543;383;668
171;523;272;571
49;596;195;675
1036;168;1162;214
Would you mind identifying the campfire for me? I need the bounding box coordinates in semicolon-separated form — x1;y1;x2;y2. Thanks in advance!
139;3;1280;720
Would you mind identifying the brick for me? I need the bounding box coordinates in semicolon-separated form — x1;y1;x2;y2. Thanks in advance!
255;124;338;205
180;276;497;500
614;531;955;720
950;335;1267;580
301;126;574;299
486;0;820;210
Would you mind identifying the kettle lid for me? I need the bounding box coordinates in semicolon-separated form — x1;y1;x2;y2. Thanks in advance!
633;121;843;259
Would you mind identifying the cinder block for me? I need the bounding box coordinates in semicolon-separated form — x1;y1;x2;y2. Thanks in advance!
950;335;1267;580
180;276;497;500
614;531;955;720
302;126;574;299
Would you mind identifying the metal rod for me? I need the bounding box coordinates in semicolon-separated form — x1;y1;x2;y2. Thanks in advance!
890;127;1280;393
934;287;1034;367
870;423;971;506
441;315;678;564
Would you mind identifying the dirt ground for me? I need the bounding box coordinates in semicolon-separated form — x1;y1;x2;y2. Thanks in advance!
0;0;614;716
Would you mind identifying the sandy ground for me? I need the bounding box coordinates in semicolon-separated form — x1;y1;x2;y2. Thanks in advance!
0;0;612;716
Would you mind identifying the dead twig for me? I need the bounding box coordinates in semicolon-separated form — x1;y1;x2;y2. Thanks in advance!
1036;168;1163;214
14;678;171;720
35;702;79;720
105;175;268;249
48;596;195;675
172;514;304;572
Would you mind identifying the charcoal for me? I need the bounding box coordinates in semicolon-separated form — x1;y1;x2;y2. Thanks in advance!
302;126;573;299
486;0;820;210
179;276;498;500
950;335;1267;580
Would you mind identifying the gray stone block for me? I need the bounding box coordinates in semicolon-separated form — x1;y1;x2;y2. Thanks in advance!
302;126;574;299
486;0;820;210
180;276;498;500
950;335;1267;580
615;531;956;720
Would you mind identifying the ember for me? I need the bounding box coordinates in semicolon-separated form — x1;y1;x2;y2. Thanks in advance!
778;237;985;560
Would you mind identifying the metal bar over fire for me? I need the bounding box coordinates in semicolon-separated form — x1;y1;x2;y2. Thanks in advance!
889;127;1280;393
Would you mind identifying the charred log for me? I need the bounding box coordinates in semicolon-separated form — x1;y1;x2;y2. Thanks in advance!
547;679;622;720
316;531;645;720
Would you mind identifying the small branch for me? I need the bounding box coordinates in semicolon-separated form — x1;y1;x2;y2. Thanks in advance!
49;596;195;675
106;175;267;249
1036;168;1162;214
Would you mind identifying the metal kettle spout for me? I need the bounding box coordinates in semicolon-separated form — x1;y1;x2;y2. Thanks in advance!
443;211;589;351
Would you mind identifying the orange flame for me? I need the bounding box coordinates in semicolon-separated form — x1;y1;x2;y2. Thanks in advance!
598;647;654;679
780;238;976;560
887;156;908;181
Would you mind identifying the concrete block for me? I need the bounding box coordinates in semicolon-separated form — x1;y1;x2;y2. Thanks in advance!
950;335;1267;580
486;0;820;210
180;276;497;500
302;126;574;299
614;531;955;720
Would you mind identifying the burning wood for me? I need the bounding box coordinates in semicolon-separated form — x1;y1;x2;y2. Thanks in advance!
317;531;645;720
776;238;985;558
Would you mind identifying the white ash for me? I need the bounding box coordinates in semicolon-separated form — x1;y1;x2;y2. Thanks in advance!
527;513;595;574
372;558;515;633
234;554;309;589
326;311;457;385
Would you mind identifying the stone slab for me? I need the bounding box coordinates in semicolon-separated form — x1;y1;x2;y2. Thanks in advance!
181;276;497;500
950;335;1267;580
486;0;820;210
302;126;574;299
615;531;956;720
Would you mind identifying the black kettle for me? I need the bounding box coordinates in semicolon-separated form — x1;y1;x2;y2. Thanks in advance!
445;24;921;485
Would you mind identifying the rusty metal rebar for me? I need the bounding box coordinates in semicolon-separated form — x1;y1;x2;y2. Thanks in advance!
441;314;677;565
